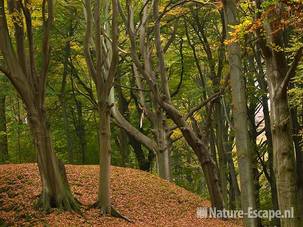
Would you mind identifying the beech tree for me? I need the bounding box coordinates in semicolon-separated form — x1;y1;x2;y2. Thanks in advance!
110;0;173;181
118;0;224;209
1;1;303;226
222;0;257;226
83;0;119;214
186;5;230;207
256;1;303;226
0;0;79;210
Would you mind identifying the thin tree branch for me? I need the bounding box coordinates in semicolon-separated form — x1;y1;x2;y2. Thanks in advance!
185;91;223;120
163;24;177;53
40;0;54;105
0;65;10;76
171;38;184;97
105;0;119;93
114;82;151;92
83;0;97;82
276;46;303;97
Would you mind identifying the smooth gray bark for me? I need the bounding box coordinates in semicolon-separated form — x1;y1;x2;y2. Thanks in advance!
223;0;257;226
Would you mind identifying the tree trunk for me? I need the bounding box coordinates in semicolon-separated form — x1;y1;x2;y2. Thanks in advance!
257;1;303;225
209;128;218;164
290;108;303;219
117;128;129;167
61;97;73;163
97;101;112;214
262;94;280;227
0;0;79;212
60;73;73;163
225;135;241;209
214;100;228;207
223;0;257;226
248;101;262;227
0;95;8;162
28;107;79;211
155;108;171;181
75;100;87;164
227;154;241;209
254;44;280;226
198;154;224;210
16;98;22;163
115;79;130;167
129;134;153;171
157;149;170;180
265;58;301;226
161;101;224;209
111;99;158;172
60;41;73;163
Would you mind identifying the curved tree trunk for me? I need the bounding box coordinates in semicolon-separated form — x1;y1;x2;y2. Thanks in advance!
128;133;154;171
0;0;79;211
198;153;224;210
112;106;170;176
160;101;224;209
28;107;79;211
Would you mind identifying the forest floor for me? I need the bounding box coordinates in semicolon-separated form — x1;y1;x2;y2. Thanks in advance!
0;164;241;226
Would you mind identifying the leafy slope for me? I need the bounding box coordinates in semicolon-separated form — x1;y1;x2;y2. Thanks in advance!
0;164;241;226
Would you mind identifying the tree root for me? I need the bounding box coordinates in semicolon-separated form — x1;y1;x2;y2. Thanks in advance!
110;206;132;223
35;192;81;214
91;202;133;223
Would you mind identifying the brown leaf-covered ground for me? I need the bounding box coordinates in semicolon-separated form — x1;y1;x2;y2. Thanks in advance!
0;164;242;226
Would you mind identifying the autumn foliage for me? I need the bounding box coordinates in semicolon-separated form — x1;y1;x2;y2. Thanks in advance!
0;164;241;226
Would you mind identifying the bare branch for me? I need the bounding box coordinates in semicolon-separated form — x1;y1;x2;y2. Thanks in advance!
112;107;158;152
